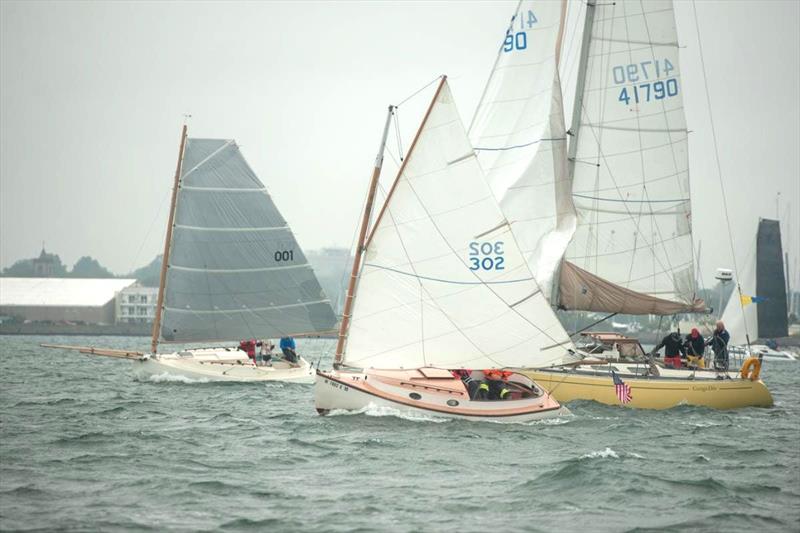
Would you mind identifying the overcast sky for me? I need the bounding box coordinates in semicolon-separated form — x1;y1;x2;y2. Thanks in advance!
1;0;798;289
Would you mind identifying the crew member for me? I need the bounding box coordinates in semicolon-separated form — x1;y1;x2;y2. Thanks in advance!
238;339;257;364
684;328;706;369
279;336;298;364
452;369;483;400
484;370;512;400
651;331;686;368
258;339;274;366
706;320;730;371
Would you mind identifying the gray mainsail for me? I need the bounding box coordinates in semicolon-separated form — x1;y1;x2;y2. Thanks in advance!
160;138;337;342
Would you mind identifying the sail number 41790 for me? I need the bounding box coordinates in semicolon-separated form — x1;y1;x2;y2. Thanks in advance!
612;59;679;105
469;241;504;271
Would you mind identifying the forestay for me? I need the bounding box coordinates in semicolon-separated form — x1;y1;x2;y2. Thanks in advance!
559;0;703;314
343;81;575;370
160;138;337;342
469;0;575;302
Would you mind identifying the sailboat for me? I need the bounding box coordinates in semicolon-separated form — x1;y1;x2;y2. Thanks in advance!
43;126;338;383
721;218;796;364
314;79;575;422
468;0;772;408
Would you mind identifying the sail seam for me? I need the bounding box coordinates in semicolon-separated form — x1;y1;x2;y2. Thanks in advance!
174;224;288;232
164;299;330;314
169;264;310;274
182;140;234;179
181;186;267;192
363;263;535;286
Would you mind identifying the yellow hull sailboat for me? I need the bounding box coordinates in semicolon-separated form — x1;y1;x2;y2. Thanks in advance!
520;368;773;410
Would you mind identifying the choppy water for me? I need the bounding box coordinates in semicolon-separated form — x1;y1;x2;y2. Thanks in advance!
1;335;799;532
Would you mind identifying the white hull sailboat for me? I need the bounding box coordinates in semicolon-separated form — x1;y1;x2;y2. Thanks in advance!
316;368;566;422
44;126;337;382
315;77;576;422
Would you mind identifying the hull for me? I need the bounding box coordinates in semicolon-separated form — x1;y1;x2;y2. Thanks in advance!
135;348;314;383
315;368;568;423
521;367;773;410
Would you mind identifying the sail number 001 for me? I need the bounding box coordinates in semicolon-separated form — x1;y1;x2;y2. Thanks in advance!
469;241;504;271
274;250;294;262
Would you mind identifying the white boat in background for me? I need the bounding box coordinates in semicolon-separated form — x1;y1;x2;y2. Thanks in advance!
720;218;793;366
315;75;576;422
44;126;337;383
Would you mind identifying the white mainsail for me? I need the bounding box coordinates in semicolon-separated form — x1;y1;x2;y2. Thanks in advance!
721;233;756;347
469;0;575;302
558;0;703;314
160;138;337;342
342;80;575;370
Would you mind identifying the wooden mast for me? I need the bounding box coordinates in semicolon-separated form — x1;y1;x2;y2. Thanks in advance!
335;75;448;367
150;124;188;354
334;105;395;367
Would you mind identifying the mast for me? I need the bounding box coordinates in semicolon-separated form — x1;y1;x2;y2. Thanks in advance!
565;0;596;179
150;125;188;354
334;106;395;367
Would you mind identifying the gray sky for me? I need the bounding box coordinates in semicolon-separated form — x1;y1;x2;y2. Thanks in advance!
1;0;798;289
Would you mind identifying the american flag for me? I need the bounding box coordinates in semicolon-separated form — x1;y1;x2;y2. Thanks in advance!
612;371;632;404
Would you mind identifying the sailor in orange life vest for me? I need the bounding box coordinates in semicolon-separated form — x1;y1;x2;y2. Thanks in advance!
483;369;513;400
651;331;687;368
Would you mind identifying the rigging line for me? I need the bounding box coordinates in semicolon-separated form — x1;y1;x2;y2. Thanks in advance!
126;187;171;278
474;137;567;152
568;312;617;337
393;107;404;161
364;263;535;286
690;0;750;346
396;75;446;108
572;193;689;204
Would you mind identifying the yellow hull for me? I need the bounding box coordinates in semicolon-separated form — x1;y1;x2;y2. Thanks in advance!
522;369;774;410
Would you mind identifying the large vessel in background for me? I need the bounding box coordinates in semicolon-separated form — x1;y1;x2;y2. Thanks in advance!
44;126;337;383
467;0;773;408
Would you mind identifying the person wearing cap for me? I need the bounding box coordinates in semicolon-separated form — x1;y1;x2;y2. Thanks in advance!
706;320;730;370
684;328;706;369
651;331;686;369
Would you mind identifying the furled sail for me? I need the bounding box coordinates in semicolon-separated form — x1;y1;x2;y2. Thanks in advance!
469;0;575;302
721;219;789;345
343;80;575;370
160;138;337;342
559;0;704;314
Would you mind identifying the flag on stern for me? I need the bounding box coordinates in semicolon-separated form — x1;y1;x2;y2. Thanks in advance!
612;371;632;404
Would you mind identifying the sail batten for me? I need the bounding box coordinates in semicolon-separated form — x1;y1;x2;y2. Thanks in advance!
160;138;337;342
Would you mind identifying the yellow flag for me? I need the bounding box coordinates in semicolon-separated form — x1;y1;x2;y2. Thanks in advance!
740;295;753;306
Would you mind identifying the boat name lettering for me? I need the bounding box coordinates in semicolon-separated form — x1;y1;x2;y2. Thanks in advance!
502;10;537;53
691;385;718;392
324;378;349;392
468;241;505;271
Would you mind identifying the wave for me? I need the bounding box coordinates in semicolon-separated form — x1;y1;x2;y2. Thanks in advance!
133;372;210;384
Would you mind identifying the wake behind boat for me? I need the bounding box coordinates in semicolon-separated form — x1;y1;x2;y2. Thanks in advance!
43;126;337;383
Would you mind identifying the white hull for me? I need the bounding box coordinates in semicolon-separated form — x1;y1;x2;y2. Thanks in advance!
728;344;798;363
134;348;314;383
315;369;568;423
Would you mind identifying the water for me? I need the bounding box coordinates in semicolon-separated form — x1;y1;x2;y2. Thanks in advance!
1;335;799;532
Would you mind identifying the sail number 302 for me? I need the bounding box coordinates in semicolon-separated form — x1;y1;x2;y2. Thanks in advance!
469;241;504;271
274;250;294;262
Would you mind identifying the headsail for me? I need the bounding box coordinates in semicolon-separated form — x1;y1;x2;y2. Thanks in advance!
721;219;789;345
342;80;575;370
160;138;337;342
558;0;704;314
469;0;575;302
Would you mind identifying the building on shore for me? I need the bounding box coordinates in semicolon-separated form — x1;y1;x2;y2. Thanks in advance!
0;277;136;324
115;285;158;324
